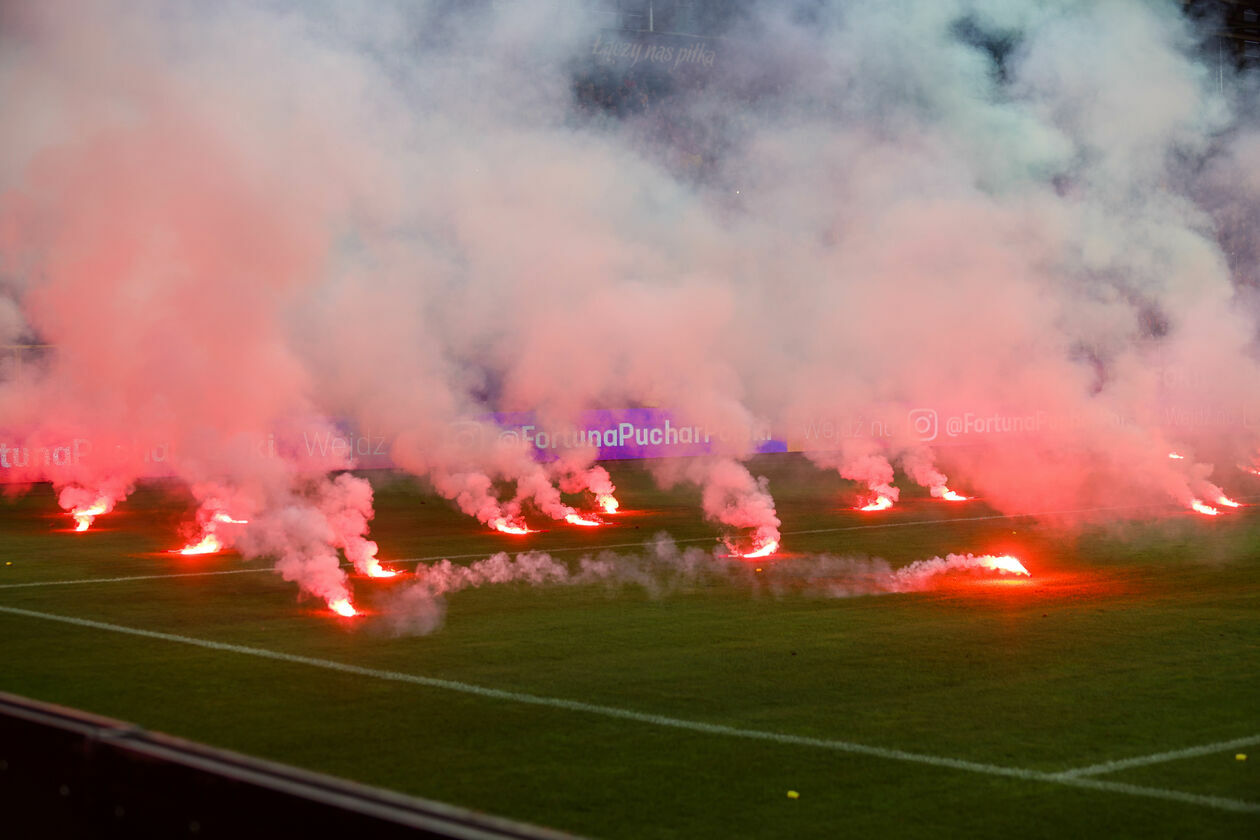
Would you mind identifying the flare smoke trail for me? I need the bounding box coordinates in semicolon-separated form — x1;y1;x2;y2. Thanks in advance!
385;535;1030;636
2;1;1260;606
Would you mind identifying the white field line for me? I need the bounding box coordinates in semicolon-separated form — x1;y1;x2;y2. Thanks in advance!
0;567;266;590
0;604;1255;815
1053;734;1260;779
6;496;1258;592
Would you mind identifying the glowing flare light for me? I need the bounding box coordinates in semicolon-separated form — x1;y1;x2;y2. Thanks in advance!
1168;452;1186;460
329;599;357;617
979;554;1030;576
72;500;110;532
596;494;620;514
938;488;969;501
175;534;222;555
1191;500;1219;516
738;539;779;559
564;512;603;527
1216;495;1241;509
857;495;894;512
212;513;248;525
491;518;533;535
364;558;399;578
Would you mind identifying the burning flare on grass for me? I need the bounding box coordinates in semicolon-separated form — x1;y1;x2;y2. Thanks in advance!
175;534;223;555
71;500;110;531
172;506;247;554
887;552;1033;590
977;554;1030;576
737;539;779;559
596;493;620;514
1239;464;1260;477
936;488;969;502
1168;452;1186;460
363;557;399;578
329;598;358;617
564;511;603;527
857;495;894;512
723;532;780;559
1190;499;1220;516
1215;495;1241;508
491;517;533;535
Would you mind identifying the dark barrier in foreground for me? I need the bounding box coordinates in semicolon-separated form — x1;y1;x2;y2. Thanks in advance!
0;691;578;839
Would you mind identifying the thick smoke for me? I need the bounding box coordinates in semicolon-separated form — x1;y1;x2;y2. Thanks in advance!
2;1;1259;607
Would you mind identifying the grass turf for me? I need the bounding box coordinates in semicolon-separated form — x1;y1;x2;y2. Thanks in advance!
1;454;1257;838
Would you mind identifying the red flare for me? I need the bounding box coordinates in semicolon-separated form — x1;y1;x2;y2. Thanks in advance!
174;534;222;555
364;558;398;578
1190;499;1219;516
211;512;248;525
491;517;533;535
564;512;603;527
329;598;357;617
1238;464;1260;477
724;534;780;559
1168;452;1186;460
71;499;110;532
738;539;779;559
857;495;894;512
596;494;620;514
978;554;1030;576
937;488;969;501
1216;495;1241;509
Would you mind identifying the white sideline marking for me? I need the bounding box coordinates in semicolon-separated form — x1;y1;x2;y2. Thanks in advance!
1054;734;1260;778
7;496;1258;591
0;604;1256;815
0;567;265;590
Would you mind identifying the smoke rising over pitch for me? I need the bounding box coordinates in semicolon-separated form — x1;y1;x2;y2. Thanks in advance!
2;1;1259;607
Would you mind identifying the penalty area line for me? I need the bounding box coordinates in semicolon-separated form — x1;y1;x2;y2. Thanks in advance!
0;566;268;590
0;604;1256;815
1054;734;1260;779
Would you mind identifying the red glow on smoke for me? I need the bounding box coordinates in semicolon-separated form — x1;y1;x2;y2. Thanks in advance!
1168;452;1186;460
857;495;894;512
596;494;620;514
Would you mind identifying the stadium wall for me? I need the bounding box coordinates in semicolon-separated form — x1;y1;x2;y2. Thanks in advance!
0;691;574;840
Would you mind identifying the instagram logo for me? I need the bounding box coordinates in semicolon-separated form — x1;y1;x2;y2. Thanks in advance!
446;420;483;452
908;408;938;441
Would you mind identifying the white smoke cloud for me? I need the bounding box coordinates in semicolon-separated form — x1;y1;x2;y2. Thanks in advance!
2;1;1258;609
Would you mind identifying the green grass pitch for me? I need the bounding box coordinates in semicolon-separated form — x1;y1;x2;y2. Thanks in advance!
1;454;1257;838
